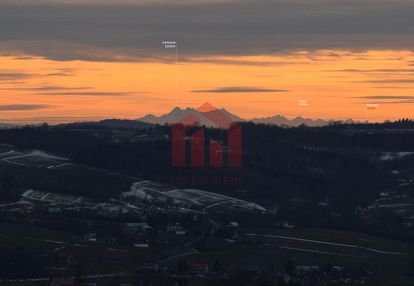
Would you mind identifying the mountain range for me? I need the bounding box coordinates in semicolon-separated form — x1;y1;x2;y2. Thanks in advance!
138;106;357;128
0;123;17;129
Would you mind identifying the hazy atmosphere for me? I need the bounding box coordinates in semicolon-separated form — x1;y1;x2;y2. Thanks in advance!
1;0;414;123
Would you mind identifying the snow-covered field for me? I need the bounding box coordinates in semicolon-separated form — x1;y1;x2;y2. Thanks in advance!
1;150;68;168
22;189;84;205
122;181;266;212
379;152;414;161
5;189;145;218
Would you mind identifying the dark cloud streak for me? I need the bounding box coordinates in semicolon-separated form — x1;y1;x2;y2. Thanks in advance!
0;85;91;91
327;69;414;73
0;104;51;111
1;1;414;61
360;79;414;84
356;95;414;99
192;87;290;93
35;91;135;96
0;72;38;81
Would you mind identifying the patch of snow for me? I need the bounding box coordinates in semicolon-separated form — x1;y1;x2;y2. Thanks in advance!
380;152;414;161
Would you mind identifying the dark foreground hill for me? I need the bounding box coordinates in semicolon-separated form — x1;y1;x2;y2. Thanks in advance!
0;120;414;284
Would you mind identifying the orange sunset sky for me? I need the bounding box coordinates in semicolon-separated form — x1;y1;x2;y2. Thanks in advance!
1;50;414;124
1;0;414;124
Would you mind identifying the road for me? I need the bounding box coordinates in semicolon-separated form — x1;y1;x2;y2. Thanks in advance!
245;233;408;256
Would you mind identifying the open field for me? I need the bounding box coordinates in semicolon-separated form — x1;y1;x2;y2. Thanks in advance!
0;222;186;279
122;180;266;212
244;227;412;254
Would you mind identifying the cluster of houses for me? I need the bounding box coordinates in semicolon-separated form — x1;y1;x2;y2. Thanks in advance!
358;189;414;237
130;260;363;286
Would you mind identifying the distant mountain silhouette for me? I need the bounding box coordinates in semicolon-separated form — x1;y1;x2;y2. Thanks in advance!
0;123;17;129
251;115;332;127
138;107;358;128
138;106;242;128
